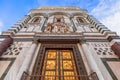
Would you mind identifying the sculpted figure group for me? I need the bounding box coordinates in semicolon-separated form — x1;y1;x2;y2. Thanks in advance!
45;22;71;33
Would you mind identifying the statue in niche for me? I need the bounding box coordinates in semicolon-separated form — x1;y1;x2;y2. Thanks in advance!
45;22;71;33
45;23;52;33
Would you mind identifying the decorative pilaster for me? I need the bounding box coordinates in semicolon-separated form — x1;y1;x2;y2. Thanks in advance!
81;41;104;80
0;36;13;56
71;18;80;32
77;43;91;75
41;17;48;31
16;41;38;80
39;17;46;32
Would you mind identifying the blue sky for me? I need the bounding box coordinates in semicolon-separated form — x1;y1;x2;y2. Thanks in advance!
0;0;120;35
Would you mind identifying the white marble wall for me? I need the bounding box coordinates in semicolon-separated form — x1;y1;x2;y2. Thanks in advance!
16;42;38;80
4;42;32;80
81;42;105;80
88;42;113;80
47;16;54;23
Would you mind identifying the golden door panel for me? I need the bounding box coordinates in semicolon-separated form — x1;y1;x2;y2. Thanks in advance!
42;49;78;80
62;50;71;59
63;60;73;70
47;50;57;59
46;60;56;69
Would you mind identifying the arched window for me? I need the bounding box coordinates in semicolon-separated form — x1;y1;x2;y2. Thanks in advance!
54;15;63;23
31;17;41;23
77;17;85;24
57;18;61;22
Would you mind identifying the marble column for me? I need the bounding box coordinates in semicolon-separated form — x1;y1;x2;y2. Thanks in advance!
39;17;46;32
72;18;79;32
16;41;38;80
81;42;104;80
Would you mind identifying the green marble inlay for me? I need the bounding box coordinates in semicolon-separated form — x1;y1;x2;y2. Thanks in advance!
0;58;15;80
101;58;120;80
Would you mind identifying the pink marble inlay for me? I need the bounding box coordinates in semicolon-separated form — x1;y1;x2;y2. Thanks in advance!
107;61;120;79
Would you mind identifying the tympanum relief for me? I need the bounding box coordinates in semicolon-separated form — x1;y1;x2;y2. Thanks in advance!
44;22;73;33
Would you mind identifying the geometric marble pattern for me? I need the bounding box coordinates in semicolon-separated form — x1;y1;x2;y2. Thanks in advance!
0;58;15;79
94;47;113;55
0;61;11;78
107;62;120;80
2;42;22;56
92;43;114;55
77;24;92;32
101;58;120;80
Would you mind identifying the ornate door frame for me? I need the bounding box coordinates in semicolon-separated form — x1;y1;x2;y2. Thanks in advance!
31;43;88;80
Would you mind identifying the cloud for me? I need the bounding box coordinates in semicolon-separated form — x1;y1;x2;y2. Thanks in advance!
91;0;120;35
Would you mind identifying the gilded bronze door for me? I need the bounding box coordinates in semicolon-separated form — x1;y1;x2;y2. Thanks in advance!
31;45;88;80
41;49;78;80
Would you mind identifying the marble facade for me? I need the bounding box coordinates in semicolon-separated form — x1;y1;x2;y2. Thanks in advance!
0;6;120;80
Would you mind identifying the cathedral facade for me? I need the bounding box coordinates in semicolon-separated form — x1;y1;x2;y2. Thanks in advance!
0;6;120;80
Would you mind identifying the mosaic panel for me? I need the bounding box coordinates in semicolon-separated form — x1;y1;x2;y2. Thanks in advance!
0;58;15;79
0;61;11;78
101;58;120;80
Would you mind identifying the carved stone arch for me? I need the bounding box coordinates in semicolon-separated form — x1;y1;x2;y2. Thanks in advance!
72;13;88;18
28;13;47;25
73;13;88;24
